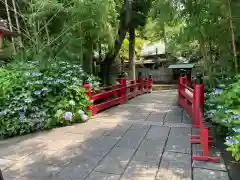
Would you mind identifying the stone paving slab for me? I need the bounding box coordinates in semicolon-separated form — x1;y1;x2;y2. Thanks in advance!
81;136;121;157
193;168;229;180
165;136;191;154
132;139;165;163
104;124;132;137
156;152;191;180
165;114;182;123
128;113;150;121
145;113;166;122
169;127;191;137
51;157;99;180
121;161;158;180
95;147;135;175
145;126;170;141
163;123;193;128
85;171;121;180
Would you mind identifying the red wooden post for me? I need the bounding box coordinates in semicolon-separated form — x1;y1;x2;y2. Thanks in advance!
193;73;204;128
138;72;143;94
120;78;127;103
181;75;188;109
148;74;152;93
178;69;186;105
84;83;96;116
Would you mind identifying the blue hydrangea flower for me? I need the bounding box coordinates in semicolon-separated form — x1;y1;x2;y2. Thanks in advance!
19;112;26;121
34;90;42;95
213;88;223;95
65;112;72;121
226;136;239;145
55;79;65;83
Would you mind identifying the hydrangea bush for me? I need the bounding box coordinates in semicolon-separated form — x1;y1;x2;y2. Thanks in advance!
205;76;240;161
0;60;95;138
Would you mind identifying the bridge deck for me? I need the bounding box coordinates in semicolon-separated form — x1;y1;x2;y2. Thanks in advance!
0;90;229;180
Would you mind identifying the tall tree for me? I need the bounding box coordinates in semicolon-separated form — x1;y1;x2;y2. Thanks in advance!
101;0;153;84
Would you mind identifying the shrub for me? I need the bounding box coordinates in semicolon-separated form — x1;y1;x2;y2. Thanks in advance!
0;60;94;138
205;76;240;161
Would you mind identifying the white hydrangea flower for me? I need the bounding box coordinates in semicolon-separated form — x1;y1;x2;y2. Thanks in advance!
69;100;75;106
78;110;85;115
81;114;88;122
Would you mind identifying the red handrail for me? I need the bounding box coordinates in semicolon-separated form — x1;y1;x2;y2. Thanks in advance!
84;77;152;116
178;75;220;163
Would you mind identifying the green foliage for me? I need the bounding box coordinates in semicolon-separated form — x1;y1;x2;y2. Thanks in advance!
119;35;147;60
0;60;94;138
11;0;119;73
149;0;240;80
205;77;240;161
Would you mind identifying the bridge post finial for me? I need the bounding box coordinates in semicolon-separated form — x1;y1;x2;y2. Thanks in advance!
196;72;203;84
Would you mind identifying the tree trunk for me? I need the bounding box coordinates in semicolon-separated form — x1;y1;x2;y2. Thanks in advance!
83;44;93;74
11;0;22;47
4;0;15;53
129;27;135;80
226;0;238;73
100;0;132;85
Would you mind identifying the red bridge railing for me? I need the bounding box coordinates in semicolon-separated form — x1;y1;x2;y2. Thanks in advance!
178;73;220;163
84;75;152;116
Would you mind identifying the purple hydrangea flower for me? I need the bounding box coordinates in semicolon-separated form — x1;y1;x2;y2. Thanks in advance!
65;112;72;121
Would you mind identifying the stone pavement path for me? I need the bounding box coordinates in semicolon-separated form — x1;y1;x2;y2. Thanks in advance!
0;90;229;180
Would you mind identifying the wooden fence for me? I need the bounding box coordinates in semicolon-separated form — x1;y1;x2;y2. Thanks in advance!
135;67;173;83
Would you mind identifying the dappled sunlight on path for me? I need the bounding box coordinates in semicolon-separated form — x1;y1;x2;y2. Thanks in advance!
0;90;229;180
